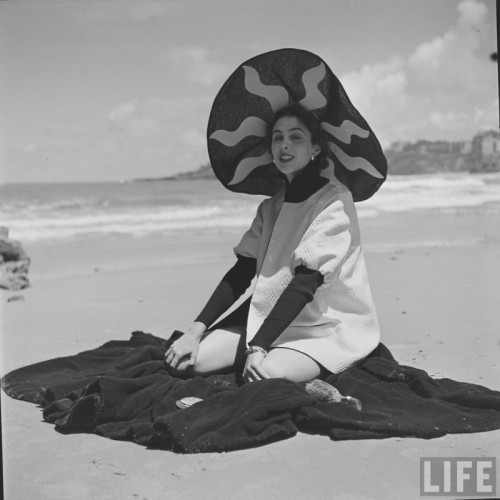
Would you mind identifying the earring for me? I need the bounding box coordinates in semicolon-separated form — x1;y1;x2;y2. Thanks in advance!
311;154;315;161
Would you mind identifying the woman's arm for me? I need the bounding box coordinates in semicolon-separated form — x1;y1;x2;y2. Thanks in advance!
249;265;324;349
165;255;256;370
195;254;256;328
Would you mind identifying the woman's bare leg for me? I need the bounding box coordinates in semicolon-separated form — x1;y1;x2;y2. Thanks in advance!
171;325;246;376
260;347;323;383
170;329;323;383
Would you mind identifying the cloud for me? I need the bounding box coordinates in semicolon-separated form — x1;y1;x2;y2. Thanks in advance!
76;0;175;23
165;47;232;86
407;0;490;93
108;97;210;134
339;0;497;145
124;1;174;22
457;0;488;27
23;143;38;153
341;57;407;113
105;97;211;174
108;101;137;122
428;111;471;131
108;101;156;137
177;128;206;161
107;97;211;148
408;31;457;69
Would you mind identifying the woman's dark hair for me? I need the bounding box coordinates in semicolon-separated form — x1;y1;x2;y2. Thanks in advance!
267;103;329;171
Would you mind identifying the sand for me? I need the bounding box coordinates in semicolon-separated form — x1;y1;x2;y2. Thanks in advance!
1;207;499;500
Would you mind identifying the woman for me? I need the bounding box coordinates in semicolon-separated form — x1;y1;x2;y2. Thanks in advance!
164;49;387;385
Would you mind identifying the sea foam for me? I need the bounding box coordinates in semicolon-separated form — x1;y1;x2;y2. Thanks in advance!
1;173;499;242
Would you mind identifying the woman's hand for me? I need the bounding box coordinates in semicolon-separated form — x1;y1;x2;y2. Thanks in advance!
164;322;206;370
243;350;270;383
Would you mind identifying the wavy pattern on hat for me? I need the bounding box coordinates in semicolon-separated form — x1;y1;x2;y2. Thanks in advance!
321;120;370;144
328;142;385;179
242;66;289;113
298;62;327;110
228;152;273;186
209;116;268;147
321;158;343;183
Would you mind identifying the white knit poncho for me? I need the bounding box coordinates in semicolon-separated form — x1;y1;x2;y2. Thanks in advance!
234;182;380;374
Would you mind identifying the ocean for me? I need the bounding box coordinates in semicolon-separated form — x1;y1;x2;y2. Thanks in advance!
1;173;500;243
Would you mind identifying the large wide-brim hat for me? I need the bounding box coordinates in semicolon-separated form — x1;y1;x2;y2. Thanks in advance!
207;48;387;201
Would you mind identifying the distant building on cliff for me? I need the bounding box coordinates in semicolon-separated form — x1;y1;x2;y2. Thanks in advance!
473;130;500;156
385;131;500;175
470;130;500;172
389;141;411;152
391;139;472;155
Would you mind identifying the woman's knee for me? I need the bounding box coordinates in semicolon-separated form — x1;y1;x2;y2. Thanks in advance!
166;355;221;378
260;357;287;379
172;326;245;377
261;348;322;383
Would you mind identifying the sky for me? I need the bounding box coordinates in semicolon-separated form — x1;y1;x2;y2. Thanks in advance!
0;0;498;183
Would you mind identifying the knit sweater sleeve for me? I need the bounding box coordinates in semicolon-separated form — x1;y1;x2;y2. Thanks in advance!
248;265;324;349
195;255;256;328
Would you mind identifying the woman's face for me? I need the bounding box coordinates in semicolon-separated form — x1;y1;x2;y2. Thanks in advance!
271;116;321;182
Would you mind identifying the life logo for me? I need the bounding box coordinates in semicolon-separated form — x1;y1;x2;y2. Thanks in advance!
420;457;497;497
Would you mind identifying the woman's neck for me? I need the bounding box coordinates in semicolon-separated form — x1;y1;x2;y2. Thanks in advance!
281;165;328;203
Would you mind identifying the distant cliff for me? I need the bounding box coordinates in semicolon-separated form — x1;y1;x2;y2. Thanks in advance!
386;131;500;174
134;163;215;182
134;131;499;182
385;150;470;175
164;163;215;180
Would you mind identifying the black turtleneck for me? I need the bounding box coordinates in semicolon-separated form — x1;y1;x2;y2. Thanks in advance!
281;166;329;203
195;166;327;349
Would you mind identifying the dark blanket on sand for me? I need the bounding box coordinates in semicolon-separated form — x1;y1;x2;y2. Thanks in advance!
2;331;500;453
